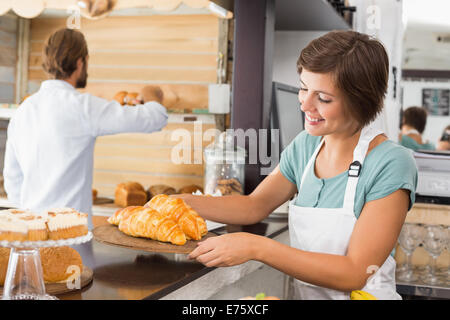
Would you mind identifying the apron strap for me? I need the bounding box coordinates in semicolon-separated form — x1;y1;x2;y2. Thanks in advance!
300;138;325;187
342;126;384;211
299;126;384;213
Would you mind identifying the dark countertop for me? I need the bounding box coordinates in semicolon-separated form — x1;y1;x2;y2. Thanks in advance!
57;216;289;300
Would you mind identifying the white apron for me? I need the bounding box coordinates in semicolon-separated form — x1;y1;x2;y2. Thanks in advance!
288;126;401;300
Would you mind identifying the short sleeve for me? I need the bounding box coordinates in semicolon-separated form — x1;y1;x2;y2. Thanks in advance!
279;131;308;185
365;146;418;210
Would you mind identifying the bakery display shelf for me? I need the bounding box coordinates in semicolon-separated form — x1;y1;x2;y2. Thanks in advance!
0;232;93;249
0;108;216;122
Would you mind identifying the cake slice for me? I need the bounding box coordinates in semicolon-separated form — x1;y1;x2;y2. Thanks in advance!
0;209;48;241
46;208;88;240
0;215;28;241
19;214;48;241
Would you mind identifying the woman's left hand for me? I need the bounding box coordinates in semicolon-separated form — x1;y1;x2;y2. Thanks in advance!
188;232;261;267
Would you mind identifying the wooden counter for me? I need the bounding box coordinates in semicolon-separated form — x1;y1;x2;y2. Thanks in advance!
405;202;450;226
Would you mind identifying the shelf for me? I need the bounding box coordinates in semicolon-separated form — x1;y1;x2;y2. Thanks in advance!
397;277;449;299
0;107;216;123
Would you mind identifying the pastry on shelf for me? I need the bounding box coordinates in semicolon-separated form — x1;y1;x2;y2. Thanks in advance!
117;206;187;246
113;91;127;105
145;194;207;241
147;184;176;200
125;92;140;105
114;182;147;207
92;189;98;202
177;184;203;195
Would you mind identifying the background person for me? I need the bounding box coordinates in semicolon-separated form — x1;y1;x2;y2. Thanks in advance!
3;28;168;228
436;125;450;151
398;106;434;151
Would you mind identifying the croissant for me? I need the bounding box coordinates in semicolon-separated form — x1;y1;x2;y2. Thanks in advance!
107;206;140;226
118;207;186;246
145;194;207;240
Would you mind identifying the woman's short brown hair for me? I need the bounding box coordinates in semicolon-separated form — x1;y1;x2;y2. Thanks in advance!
402;106;428;134
42;28;88;79
297;30;389;129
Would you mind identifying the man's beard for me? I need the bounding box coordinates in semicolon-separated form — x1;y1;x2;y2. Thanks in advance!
75;63;88;89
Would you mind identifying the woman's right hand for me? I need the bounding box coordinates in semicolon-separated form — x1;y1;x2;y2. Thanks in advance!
165;165;297;225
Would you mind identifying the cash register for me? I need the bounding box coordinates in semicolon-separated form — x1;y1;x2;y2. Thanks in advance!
414;149;450;204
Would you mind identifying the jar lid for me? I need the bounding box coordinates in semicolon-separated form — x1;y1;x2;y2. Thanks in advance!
204;131;246;163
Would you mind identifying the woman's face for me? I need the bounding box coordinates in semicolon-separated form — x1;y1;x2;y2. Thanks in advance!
299;69;358;137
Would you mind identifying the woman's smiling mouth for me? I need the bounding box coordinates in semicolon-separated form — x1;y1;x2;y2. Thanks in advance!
305;113;325;125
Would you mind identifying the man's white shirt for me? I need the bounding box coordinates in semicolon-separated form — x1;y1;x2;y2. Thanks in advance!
3;80;168;224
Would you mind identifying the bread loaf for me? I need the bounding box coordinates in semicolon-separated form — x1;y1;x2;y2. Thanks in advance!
178;185;203;195
148;185;176;200
141;85;164;104
114;182;147;207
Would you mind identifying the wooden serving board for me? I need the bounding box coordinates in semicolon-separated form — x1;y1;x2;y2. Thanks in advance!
0;266;93;295
93;224;216;254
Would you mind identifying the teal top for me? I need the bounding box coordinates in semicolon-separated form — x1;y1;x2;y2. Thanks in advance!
399;135;435;152
280;131;418;218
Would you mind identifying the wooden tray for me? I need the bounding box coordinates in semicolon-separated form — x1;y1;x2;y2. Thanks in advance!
93;224;216;254
0;265;93;295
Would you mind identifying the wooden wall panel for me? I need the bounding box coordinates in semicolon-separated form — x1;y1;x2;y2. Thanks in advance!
0;15;17;103
30;52;217;68
28;15;219;87
29;67;216;83
93;120;216;198
30;15;218;41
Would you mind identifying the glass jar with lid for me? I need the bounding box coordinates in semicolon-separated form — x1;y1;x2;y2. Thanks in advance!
204;131;246;196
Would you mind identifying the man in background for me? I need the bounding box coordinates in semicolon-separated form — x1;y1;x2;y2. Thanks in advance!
3;28;168;228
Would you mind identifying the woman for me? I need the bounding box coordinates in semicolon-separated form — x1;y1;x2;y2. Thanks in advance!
436;125;450;151
178;31;417;300
399;106;435;151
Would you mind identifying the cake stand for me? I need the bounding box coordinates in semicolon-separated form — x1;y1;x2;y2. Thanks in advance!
0;232;93;300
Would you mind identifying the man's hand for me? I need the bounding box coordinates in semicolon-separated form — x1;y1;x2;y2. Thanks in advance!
141;85;164;104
